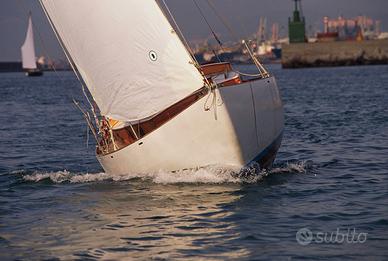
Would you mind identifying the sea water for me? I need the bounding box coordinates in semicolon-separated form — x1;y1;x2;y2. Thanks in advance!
0;65;387;260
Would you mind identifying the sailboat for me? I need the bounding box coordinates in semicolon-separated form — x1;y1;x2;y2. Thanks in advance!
21;13;43;77
39;1;284;174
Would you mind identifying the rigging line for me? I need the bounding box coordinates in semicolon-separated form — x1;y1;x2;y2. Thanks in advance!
212;49;222;63
205;0;240;42
192;0;223;49
34;23;63;80
243;40;269;78
206;2;247;43
73;99;100;145
191;0;224;66
205;0;269;77
38;0;101;131
159;0;212;90
203;81;222;120
159;0;199;67
207;0;255;43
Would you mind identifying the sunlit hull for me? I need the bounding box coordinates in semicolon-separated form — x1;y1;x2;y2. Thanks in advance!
97;76;284;174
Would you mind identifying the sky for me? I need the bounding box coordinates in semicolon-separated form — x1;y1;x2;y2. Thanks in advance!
1;0;387;61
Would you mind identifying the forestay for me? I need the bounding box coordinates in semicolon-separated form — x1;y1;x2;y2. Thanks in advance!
21;15;37;70
39;0;204;122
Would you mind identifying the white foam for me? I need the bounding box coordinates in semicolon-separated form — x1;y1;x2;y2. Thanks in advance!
23;170;111;183
152;165;242;184
22;161;308;184
270;161;309;174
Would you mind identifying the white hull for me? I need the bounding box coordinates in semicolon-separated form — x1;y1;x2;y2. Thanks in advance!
98;77;284;174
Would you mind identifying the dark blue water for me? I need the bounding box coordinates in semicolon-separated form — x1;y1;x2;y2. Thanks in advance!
1;65;388;260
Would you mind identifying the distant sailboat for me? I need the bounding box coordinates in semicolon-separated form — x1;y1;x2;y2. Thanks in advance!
21;13;43;77
39;0;284;174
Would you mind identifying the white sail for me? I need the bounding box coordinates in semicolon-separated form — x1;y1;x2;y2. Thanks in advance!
21;15;37;70
39;0;204;122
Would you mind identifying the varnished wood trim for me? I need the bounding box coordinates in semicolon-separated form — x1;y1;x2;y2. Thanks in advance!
97;87;208;156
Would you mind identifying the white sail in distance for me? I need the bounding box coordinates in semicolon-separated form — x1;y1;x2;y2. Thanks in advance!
21;15;37;70
39;0;204;122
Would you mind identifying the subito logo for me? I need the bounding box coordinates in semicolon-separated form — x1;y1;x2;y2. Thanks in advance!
296;228;313;246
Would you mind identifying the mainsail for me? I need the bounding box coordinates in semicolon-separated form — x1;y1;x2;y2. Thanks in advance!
39;0;204;122
21;15;37;70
